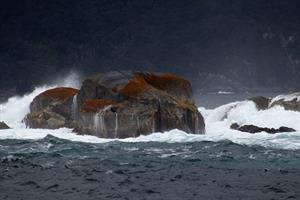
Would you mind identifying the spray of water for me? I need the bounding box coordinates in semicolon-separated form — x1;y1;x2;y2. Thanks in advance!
72;94;78;121
114;113;118;138
93;106;113;137
51;70;83;89
0;72;82;128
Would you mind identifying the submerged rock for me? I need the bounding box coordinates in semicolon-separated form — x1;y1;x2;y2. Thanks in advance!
230;123;295;134
24;71;205;138
0;121;10;129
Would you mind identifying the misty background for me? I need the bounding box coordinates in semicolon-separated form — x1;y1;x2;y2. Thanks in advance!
0;0;300;101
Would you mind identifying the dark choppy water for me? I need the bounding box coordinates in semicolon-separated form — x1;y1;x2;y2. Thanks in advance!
0;136;300;200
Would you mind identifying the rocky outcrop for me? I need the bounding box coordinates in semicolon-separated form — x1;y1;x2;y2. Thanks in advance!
24;71;205;138
230;123;295;134
248;93;300;112
24;87;79;129
249;96;271;110
0;121;10;129
269;93;300;112
75;71;205;138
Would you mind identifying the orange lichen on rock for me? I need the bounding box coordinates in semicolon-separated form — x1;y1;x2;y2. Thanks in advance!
118;72;191;98
118;74;151;97
38;87;79;102
81;99;117;113
142;73;191;91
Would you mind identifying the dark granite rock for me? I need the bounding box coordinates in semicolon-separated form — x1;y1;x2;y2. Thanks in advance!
269;93;300;112
24;87;79;129
230;123;296;134
24;71;205;138
249;96;271;110
75;71;205;138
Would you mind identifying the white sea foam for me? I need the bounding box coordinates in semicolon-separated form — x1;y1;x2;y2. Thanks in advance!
270;92;300;105
217;91;233;95
0;74;300;149
51;70;82;89
1;126;299;150
0;72;81;128
0;86;51;128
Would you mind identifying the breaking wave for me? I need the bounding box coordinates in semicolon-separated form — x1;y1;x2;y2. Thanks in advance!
0;72;81;128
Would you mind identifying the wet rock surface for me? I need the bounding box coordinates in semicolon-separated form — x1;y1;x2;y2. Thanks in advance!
249;93;300;112
0;122;10;129
75;71;204;138
24;87;79;129
248;96;271;110
230;123;296;134
269;93;300;112
24;71;205;138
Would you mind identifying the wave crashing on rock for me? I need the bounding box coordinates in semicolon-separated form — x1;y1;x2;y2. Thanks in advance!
23;71;205;138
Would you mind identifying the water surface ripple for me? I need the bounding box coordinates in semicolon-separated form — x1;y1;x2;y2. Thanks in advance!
0;135;299;200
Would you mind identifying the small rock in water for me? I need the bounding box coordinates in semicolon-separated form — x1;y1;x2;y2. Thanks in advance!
278;127;296;133
230;123;296;134
0;121;10;129
269;93;300;112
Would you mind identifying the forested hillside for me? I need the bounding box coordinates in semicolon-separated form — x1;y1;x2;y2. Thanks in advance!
0;0;300;100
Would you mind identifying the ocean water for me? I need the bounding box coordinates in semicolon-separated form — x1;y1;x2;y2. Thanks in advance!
0;75;300;199
1;137;299;200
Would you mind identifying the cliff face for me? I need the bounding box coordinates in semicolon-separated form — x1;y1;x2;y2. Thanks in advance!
24;71;205;138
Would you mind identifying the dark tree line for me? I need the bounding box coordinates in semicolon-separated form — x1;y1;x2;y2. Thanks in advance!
0;0;300;99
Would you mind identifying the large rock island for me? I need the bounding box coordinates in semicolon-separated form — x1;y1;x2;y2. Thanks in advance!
24;71;205;138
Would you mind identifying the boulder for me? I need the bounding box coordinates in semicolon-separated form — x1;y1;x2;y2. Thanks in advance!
75;71;205;138
269;93;300;112
230;123;296;134
24;71;205;138
24;87;79;129
0;121;10;129
248;96;270;110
